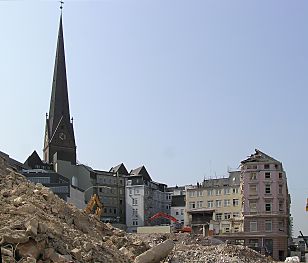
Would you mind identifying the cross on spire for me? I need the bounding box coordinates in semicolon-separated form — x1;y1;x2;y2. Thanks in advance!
60;1;64;10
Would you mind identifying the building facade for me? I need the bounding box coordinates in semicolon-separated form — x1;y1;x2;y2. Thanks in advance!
185;171;243;235
125;166;171;232
94;163;128;225
240;149;290;261
167;186;186;227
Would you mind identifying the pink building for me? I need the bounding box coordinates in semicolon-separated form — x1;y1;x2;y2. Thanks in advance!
240;149;291;261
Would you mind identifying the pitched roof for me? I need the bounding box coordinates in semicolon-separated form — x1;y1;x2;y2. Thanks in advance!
130;165;152;181
109;163;129;175
241;149;280;164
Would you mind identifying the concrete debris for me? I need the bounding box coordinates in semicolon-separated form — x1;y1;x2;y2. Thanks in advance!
134;234;279;263
284;256;300;262
0;159;149;262
134;239;174;263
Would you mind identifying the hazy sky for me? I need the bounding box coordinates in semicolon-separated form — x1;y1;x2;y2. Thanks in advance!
0;0;308;235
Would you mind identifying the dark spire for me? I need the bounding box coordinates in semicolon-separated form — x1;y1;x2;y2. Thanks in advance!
43;13;76;165
48;14;70;133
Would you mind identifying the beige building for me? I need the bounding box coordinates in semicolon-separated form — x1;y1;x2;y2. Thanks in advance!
185;171;243;235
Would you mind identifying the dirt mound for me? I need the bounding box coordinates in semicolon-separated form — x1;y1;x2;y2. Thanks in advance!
0;157;149;262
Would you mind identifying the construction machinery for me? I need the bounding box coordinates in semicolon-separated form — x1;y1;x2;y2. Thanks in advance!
148;212;192;233
84;194;104;218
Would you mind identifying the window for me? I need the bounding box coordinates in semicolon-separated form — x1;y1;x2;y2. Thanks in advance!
224;199;230;207
119;199;123;205
189;191;196;197
129;189;132;195
233;212;240;218
132;198;138;206
216;189;222;196
176;211;179;215
189;202;196;209
233;187;239;194
249;185;257;195
265;172;271;179
279;201;284;212
197;191;203;197
265;184;271;194
279;172;283;179
233;199;239;206
278;221;284;231
265;220;272;232
197;200;203;208
207;189;213;196
279;184;283;194
250;173;257;180
224;213;231;220
216;213;222;221
222;224;230;233
207;200;214;208
235;240;245;245
265;203;272;212
181;209;184;215
264;164;270;169
224;188;230;195
134;189;140;195
250;221;257;232
132;219;138;226
249;239;259;248
249;201;257;213
216;200;222;208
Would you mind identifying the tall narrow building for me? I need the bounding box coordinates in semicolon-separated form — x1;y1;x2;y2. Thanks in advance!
43;14;76;164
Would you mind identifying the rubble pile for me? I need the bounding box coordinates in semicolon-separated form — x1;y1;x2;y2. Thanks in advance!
135;234;277;263
0;158;149;263
165;243;276;263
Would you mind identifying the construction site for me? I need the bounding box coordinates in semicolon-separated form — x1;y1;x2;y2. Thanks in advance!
0;156;301;263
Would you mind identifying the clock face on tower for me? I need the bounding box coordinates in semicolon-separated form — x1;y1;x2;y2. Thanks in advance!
59;132;66;140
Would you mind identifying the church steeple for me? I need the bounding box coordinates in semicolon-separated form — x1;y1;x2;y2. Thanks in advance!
43;13;76;165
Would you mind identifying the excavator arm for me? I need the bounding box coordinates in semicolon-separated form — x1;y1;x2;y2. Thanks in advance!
84;194;104;218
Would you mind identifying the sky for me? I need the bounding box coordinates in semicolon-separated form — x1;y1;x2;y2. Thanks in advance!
0;0;308;236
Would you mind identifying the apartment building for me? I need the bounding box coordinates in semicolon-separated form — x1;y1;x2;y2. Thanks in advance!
240;149;290;261
125;166;171;232
167;186;186;226
94;163;128;224
185;171;243;235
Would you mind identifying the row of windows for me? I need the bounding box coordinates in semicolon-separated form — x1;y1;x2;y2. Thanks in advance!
250;172;283;180
175;209;184;216
249;220;285;232
189;199;240;209
99;187;124;195
215;212;240;220
189;187;239;198
249;201;284;213
103;207;123;215
245;163;281;170
101;196;123;205
249;184;284;195
98;177;124;186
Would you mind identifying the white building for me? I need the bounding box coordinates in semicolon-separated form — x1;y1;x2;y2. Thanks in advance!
125;166;171;232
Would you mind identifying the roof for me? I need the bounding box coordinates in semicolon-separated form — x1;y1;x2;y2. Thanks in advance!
241;149;280;164
129;166;152;181
109;163;129;175
0;150;30;171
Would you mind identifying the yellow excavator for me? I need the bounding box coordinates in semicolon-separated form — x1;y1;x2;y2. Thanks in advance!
84;194;104;218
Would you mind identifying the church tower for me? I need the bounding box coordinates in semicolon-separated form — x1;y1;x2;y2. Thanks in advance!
43;14;76;164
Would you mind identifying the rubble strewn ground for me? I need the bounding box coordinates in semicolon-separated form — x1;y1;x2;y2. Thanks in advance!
0;158;149;262
0;157;281;263
134;233;278;263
